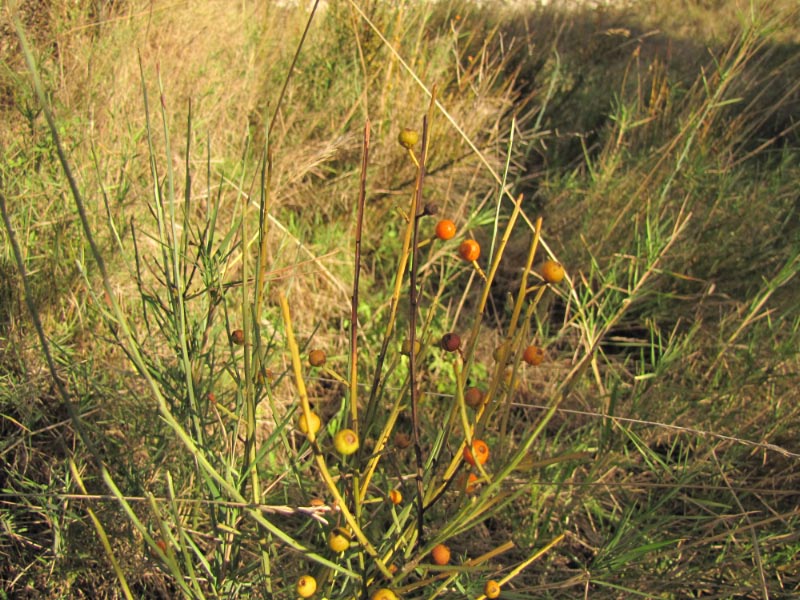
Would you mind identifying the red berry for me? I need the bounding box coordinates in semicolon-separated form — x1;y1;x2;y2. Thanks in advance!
464;387;483;409
440;332;461;352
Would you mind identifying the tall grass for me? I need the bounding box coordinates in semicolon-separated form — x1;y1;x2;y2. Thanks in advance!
1;0;799;598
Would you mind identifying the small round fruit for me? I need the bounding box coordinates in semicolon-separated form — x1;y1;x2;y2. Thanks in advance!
503;366;521;391
422;202;439;217
155;539;168;554
333;429;359;455
328;527;351;553
257;368;275;385
431;543;451;565
401;339;421;357
371;589;399;600
541;259;565;284
398;128;419;149
308;349;326;367
297;574;317;598
388;489;402;505
458;239;481;262
440;332;461;352
493;342;509;362
435;219;456;241
463;439;489;466
394;431;411;449
230;329;245;345
523;345;545;366
298;411;321;436
464;386;483;409
207;392;217;405
464;472;479;494
484;579;501;598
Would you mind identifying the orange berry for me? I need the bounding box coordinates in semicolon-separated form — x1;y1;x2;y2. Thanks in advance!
207;392;216;404
371;589;400;600
328;527;351;553
298;411;321;436
484;579;501;598
523;345;545;366
431;543;451;565
541;259;565;284
464;386;483;409
435;219;456;241
333;429;359;455
463;439;489;466
398;128;419;149
155;539;168;554
388;489;402;505
308;349;326;367
440;332;461;352
458;239;480;262
230;329;245;345
297;574;317;598
465;472;479;494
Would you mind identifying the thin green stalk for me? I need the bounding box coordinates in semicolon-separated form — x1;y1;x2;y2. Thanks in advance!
12;11;352;580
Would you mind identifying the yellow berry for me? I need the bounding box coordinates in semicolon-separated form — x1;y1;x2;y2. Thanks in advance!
484;579;501;598
397;128;419;149
388;489;402;505
493;342;509;362
297;574;317;598
328;527;351;553
371;589;400;600
298;411;321;436
401;339;421;357
333;429;359;455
